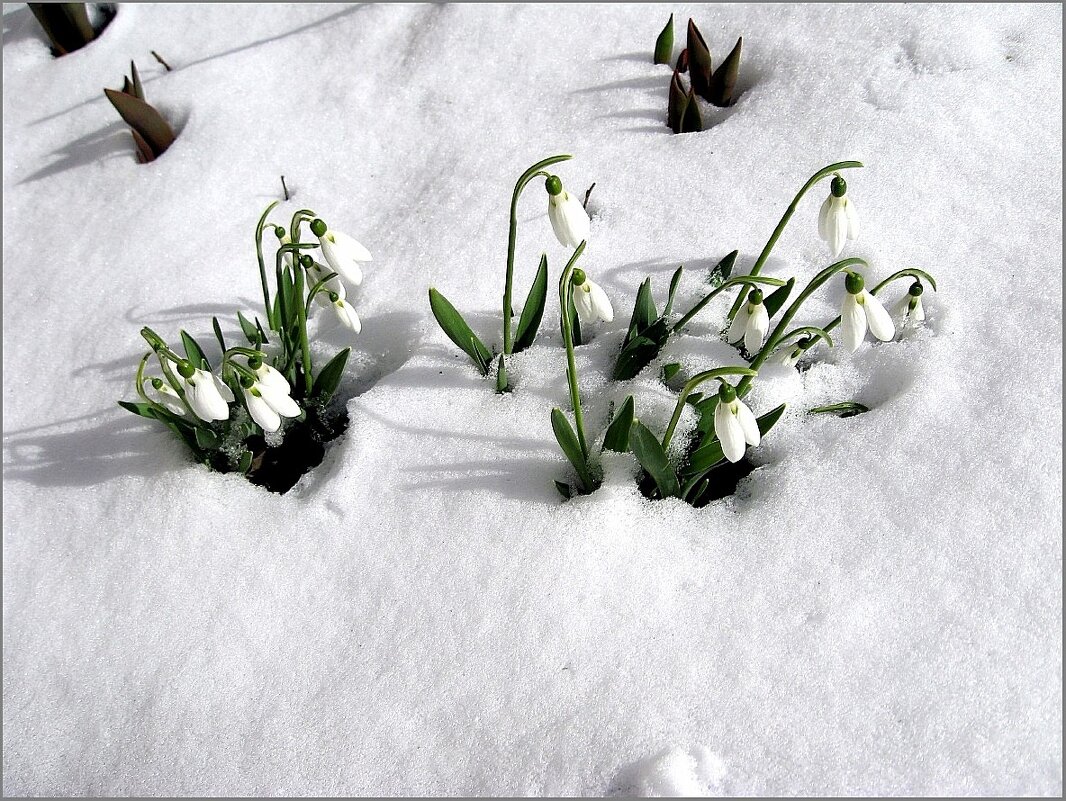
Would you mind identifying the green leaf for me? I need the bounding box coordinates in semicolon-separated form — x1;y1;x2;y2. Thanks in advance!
708;36;742;106
709;250;737;288
495;354;510;394
662;362;682;384
612;319;671;381
103;88;175;159
686;18;713;100
428;288;493;375
680;88;703;133
238;311;260;345
630;277;657;332
513;254;548;353
664;265;684;316
118;400;156;419
654;13;674;64
808;401;870;418
212;317;227;353
629;421;681;499
194;427;220;450
685;403;787;475
602;395;635;453
237;450;254;474
255;317;270;346
551;408;593;491
763;277;796;318
312;347;350;402
180;330;210;370
568;295;583;347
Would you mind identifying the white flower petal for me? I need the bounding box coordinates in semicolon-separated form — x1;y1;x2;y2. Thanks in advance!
588;279;614;322
714;401;746;463
319;229;370;286
912;295;926;322
818;195;832;241
253;362;290;392
333;299;362;333
244;389;281;433
744;302;769;353
548;191;591;249
840;292;867;353
258;382;301;418
863;291;895;342
183;370;229;422
147;382;186;416
727;304;750;343
844;197;859;240
893;294;912;320
572;283;595;324
211;372;235;403
828;201;849;258
735;399;761;446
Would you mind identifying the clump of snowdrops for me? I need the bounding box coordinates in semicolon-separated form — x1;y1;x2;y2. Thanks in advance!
550;161;937;505
120;204;371;492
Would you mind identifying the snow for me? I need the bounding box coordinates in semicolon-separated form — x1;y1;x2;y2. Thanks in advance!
2;3;1062;795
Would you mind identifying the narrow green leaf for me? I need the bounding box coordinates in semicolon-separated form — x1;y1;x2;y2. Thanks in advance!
709;250;738;287
513;254;548;353
280;266;296;332
602;395;635;453
194;426;220;450
551;408;593;491
630;277;657;331
554;480;573;500
680;88;703;133
687;18;713;99
312;347;350;402
180;330;210;370
630;421;681;499
662;362;682;384
686;403;787;475
808;401;870;418
763;277;796;318
103;88;175;158
255;317;270;346
568;295;583;347
654;13;674;64
428;288;492;375
238;450;253;474
212;317;227;353
612;319;670;381
118;400;156;419
495;354;510;394
663;265;684;316
708;36;742;106
238;311;259;345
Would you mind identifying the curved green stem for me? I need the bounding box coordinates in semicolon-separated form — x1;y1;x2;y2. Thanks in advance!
872;267;938;294
293;264;313;395
305;271;340;316
672;275;787;334
661;366;758;451
289;209;317;249
777;324;835;350
503;154;573;355
139;327;185;365
737;256;867;396
558;240;588;458
727;160;864;321
255;201;280;329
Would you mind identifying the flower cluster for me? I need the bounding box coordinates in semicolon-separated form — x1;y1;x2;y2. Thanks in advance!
121;205;371;488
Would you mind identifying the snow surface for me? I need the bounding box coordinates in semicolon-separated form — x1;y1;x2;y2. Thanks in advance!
2;3;1062;795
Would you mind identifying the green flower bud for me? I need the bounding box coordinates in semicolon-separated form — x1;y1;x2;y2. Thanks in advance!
310;218;327;237
274;226;286;240
748;288;764;306
797;336;812;350
717;381;737;404
240;375;255;389
844;272;865;295
545;175;563;196
571;268;587;286
831;175;847;198
299;254;314;269
150;377;166;390
248;354;263;370
908;281;924;297
328;291;340;303
176;361;196;379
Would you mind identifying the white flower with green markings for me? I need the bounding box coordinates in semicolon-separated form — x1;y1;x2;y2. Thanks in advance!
311;218;371;286
727;288;770;353
840;272;894;352
570;268;613;324
818;174;859;259
177;362;232;422
894;281;926;324
713;382;760;463
545;174;591;249
241;375;301;434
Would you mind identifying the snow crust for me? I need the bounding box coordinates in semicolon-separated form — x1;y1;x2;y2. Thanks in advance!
3;3;1061;795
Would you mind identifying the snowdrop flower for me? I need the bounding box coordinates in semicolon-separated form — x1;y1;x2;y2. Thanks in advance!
818;175;858;259
146;377;186;416
246;356;290;392
310;218;371;286
770;336;811;368
241;377;301;434
713;382;760;463
275;227;294;267
545;174;591;249
329;292;362;333
176;362;232;422
840;272;895;352
893;281;926;325
307;260;346;307
571;268;613;324
727;288;770;353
